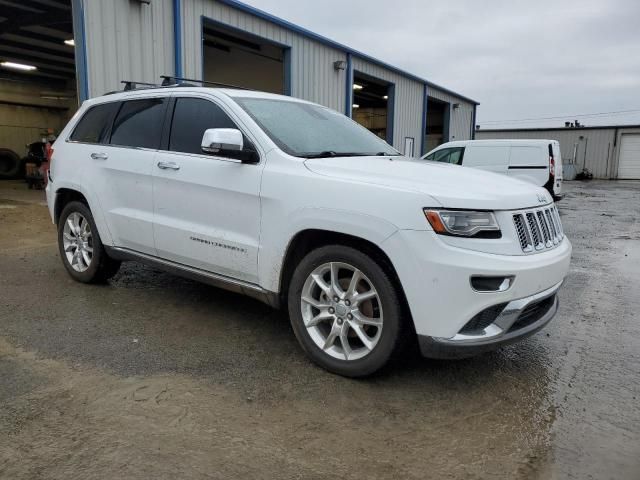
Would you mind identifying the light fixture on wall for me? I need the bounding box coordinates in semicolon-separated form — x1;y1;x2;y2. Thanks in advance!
1;61;37;71
352;104;360;109
64;39;75;46
333;60;346;71
453;103;460;109
383;95;388;100
353;83;363;90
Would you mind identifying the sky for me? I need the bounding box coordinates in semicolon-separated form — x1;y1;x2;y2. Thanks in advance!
244;0;640;129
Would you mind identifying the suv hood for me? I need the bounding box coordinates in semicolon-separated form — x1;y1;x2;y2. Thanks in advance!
304;156;552;210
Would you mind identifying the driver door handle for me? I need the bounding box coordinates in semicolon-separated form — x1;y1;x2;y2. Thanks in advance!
157;161;180;171
90;152;108;160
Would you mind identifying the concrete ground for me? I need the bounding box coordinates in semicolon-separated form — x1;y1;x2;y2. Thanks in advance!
0;179;638;479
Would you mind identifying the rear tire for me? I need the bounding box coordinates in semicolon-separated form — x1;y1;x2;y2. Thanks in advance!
287;245;404;377
57;201;121;283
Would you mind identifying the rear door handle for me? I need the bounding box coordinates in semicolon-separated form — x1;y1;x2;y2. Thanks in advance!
157;161;180;171
90;153;108;160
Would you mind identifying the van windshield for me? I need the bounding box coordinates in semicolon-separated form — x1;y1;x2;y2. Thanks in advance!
235;97;399;158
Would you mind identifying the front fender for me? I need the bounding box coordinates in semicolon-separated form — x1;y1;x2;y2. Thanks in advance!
258;207;399;293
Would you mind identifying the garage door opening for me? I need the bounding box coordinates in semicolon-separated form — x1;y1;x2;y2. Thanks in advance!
425;97;449;152
618;133;640;179
0;0;77;180
352;72;393;144
202;21;288;94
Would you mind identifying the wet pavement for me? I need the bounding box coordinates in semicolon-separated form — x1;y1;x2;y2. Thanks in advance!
0;179;638;479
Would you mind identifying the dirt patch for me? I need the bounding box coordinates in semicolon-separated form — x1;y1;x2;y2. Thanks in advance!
1;180;639;479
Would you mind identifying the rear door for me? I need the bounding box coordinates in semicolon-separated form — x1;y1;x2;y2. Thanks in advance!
68;96;167;254
152;94;263;283
507;145;548;186
550;142;563;195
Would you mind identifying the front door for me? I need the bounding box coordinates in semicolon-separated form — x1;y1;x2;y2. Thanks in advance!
152;95;263;284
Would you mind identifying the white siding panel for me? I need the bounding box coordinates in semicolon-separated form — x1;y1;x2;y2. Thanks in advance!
183;0;347;113
428;86;474;142
352;57;424;151
83;0;175;98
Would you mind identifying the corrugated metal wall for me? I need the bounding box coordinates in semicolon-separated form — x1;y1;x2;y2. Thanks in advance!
351;58;424;151
428;87;474;142
83;0;175;97
81;0;475;153
476;128;617;179
183;0;347;113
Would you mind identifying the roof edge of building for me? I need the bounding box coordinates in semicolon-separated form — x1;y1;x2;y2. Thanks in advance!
216;0;480;105
478;124;640;133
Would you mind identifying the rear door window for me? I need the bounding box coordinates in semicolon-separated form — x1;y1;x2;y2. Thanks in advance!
70;102;120;144
110;98;167;149
169;97;237;154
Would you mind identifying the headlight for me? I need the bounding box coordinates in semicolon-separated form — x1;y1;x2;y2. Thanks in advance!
424;209;501;238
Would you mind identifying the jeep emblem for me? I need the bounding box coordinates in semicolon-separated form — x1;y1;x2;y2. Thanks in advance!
537;194;547;204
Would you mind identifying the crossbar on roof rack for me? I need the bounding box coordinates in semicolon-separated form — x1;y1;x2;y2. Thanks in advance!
121;80;159;91
160;75;252;90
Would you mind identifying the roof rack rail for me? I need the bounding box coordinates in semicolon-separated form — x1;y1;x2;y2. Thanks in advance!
121;80;159;91
160;75;252;90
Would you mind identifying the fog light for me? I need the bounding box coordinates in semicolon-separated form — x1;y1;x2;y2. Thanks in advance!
470;275;514;293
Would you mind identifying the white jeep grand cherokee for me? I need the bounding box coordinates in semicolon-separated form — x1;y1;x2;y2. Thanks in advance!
46;86;571;377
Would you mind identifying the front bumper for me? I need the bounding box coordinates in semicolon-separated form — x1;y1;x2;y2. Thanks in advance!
418;281;561;359
45;180;55;223
381;229;571;353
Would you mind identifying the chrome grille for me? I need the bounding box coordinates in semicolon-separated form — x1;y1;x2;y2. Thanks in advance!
536;211;552;246
513;205;564;253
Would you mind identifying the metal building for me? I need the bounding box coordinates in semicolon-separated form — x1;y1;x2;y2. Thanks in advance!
0;0;478;167
477;125;640;180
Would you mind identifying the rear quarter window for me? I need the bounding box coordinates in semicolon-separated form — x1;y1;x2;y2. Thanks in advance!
69;102;120;144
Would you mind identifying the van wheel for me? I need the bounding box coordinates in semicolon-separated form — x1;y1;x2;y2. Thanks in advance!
57;201;121;283
288;245;403;377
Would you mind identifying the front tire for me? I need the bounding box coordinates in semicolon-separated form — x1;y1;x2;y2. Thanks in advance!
57;201;121;283
288;245;404;377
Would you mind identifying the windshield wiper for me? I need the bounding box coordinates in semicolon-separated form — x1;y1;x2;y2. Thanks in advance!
301;151;370;159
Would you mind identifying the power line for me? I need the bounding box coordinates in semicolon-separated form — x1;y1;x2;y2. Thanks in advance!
480;108;640;124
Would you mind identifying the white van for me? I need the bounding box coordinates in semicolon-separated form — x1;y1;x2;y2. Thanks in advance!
422;140;563;199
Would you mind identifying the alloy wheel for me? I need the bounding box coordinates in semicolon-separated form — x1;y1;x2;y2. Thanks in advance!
62;212;93;272
301;262;383;361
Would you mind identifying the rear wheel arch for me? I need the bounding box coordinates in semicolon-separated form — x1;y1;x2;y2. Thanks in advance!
54;188;89;224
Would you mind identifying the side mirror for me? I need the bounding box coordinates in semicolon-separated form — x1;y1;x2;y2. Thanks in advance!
201;128;259;164
201;128;243;155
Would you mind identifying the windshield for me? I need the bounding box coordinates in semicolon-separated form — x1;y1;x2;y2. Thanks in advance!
234;97;399;158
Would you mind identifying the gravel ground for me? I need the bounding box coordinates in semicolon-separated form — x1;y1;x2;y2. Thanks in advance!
0;179;638;479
